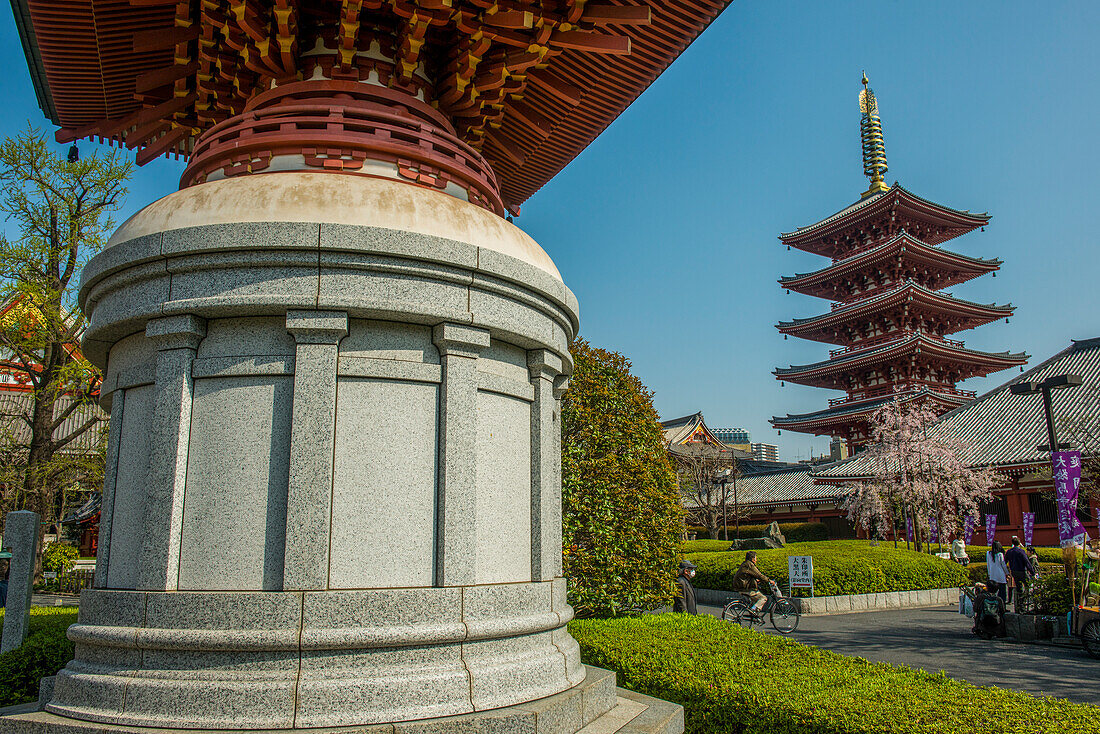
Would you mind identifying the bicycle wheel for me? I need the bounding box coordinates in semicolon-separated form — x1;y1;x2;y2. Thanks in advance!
725;601;755;629
1082;620;1100;660
770;598;800;634
720;600;742;622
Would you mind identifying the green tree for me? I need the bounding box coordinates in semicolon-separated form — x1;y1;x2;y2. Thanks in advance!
0;127;129;556
561;338;683;617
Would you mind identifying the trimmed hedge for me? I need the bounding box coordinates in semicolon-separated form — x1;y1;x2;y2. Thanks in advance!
570;614;1100;733
688;540;969;597
687;522;828;543
0;607;77;706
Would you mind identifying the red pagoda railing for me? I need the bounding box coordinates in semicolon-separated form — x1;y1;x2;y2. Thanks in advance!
827;384;977;408
829;331;965;359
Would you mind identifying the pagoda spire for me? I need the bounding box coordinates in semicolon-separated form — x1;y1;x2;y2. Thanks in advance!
859;72;890;198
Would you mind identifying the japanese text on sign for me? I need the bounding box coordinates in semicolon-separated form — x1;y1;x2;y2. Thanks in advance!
788;555;813;590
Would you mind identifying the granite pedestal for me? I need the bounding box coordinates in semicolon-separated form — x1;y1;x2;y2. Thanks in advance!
19;173;644;732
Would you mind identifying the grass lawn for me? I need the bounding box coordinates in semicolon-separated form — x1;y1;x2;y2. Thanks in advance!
572;614;1100;734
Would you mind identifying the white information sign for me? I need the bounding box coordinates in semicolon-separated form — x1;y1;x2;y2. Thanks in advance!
788;555;814;595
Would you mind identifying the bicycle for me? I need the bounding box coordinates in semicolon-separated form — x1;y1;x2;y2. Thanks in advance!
721;580;801;634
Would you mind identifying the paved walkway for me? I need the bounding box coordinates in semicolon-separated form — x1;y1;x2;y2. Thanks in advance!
699;603;1098;706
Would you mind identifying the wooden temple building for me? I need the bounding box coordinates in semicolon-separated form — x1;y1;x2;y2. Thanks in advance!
11;0;731;216
772;76;1027;451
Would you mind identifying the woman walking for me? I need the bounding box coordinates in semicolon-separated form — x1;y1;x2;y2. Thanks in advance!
985;540;1010;603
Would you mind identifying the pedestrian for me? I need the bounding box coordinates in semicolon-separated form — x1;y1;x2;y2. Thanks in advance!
951;536;969;566
732;550;771;613
1026;546;1041;579
1005;536;1032;609
985;540;1010;603
0;559;8;609
673;560;697;615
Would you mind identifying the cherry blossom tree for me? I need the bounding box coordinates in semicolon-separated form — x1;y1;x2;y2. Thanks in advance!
844;400;997;551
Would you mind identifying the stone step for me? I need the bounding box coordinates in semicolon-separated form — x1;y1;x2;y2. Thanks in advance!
0;666;683;734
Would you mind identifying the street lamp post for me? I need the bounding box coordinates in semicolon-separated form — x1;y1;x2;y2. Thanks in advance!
1008;374;1084;453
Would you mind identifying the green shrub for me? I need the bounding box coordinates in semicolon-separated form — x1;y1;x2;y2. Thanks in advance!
561;339;682;617
0;607;77;706
41;543;79;575
688;540;968;596
570;614;1100;733
686;522;829;543
1031;574;1075;616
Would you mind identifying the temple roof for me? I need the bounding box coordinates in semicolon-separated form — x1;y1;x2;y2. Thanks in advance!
660;411;754;458
813;337;1100;479
776;282;1015;344
770;388;971;432
10;0;732;211
774;332;1028;388
731;467;843;508
779;184;990;257
779;231;1002;299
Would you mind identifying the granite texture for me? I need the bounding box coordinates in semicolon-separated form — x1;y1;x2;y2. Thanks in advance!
283;312;347;590
340;319;439;363
0;512;39;653
105;384;153;589
331;377;439;588
140;316;206;591
92;391;125;588
179;375;293;591
433;324;488;587
3;667;654;734
474;390;532;584
528;349;563;581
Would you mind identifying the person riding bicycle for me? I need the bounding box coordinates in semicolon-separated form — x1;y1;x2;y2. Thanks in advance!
732;551;771;613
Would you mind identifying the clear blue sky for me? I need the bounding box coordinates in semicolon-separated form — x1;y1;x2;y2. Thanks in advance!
1;1;1097;462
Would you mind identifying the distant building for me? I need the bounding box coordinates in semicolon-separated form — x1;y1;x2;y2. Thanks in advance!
750;443;779;462
830;437;850;462
713;427;750;446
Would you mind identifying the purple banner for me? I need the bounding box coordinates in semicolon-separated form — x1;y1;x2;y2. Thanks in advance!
1096;507;1100;538
929;515;939;543
964;515;975;545
1053;450;1089;547
985;514;997;544
1022;512;1035;547
906;516;913;542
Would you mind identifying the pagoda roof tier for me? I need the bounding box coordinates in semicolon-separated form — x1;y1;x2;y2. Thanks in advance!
10;0;731;212
779;231;1001;300
774;332;1028;390
776;282;1014;345
779;184;990;259
770;388;971;436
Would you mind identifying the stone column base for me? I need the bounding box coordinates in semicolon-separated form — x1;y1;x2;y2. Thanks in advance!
0;667;683;734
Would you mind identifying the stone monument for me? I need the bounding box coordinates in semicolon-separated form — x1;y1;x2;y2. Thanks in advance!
0;511;40;654
0;2;736;731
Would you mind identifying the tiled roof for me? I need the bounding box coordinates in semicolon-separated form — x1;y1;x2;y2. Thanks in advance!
775;332;1028;379
778;231;1001;286
0;392;106;454
776;281;1013;332
733;467;843;507
771;389;969;428
814;337;1100;479
780;183;989;241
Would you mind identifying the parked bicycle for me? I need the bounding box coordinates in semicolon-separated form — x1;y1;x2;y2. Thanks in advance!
721;579;801;634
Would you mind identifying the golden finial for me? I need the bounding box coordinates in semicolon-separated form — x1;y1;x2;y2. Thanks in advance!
859;72;889;197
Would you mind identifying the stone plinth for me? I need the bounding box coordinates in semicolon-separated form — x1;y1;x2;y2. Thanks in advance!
3;667;684;734
0;511;40;653
50;172;591;730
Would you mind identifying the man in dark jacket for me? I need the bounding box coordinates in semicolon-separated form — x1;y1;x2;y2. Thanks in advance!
673;560;697;614
1005;536;1034;609
733;551;771;612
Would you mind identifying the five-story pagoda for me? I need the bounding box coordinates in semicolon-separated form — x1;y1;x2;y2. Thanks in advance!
771;75;1027;451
